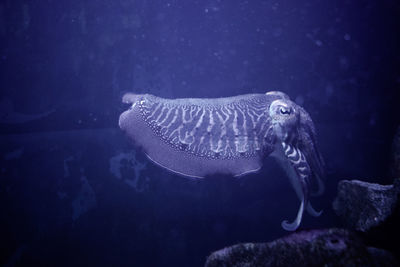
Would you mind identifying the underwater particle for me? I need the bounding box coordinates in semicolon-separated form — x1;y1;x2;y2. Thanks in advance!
344;33;351;41
315;40;323;46
204;4;219;13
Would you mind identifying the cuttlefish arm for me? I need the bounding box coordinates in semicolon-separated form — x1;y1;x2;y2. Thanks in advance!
268;99;324;231
274;142;321;231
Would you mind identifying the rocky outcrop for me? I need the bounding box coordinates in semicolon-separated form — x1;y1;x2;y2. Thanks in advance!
206;176;400;266
205;228;397;267
332;179;400;232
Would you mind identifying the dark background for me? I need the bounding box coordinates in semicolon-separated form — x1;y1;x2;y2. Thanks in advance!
0;0;399;266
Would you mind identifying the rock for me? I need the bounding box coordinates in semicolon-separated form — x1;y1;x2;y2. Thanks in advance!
332;179;400;232
205;228;397;267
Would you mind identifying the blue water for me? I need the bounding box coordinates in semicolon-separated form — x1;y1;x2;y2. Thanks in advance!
0;0;399;266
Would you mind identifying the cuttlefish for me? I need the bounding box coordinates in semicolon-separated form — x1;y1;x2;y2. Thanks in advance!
119;91;325;231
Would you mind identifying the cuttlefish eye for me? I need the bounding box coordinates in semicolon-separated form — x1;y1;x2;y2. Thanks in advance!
269;100;294;119
279;106;292;115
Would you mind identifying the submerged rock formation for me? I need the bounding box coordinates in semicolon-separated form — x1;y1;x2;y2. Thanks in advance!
203;116;400;267
332;179;400;232
205;228;397;267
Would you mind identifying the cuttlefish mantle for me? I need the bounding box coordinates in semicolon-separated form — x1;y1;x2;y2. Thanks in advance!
119;91;325;231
